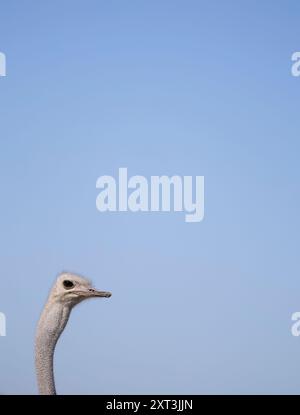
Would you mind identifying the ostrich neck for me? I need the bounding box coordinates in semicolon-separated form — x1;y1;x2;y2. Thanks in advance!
35;301;71;395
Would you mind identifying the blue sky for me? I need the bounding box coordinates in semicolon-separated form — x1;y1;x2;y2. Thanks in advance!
0;0;300;394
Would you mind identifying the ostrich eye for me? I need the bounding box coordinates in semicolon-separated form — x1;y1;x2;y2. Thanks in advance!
63;280;74;289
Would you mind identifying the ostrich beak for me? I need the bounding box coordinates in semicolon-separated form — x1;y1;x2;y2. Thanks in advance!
88;288;112;298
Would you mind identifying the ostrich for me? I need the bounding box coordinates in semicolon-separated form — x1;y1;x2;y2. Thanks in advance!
35;272;111;395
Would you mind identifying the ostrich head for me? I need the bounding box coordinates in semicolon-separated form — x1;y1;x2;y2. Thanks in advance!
49;272;112;307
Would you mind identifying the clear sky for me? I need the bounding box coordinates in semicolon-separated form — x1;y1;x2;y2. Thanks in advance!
0;0;300;394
